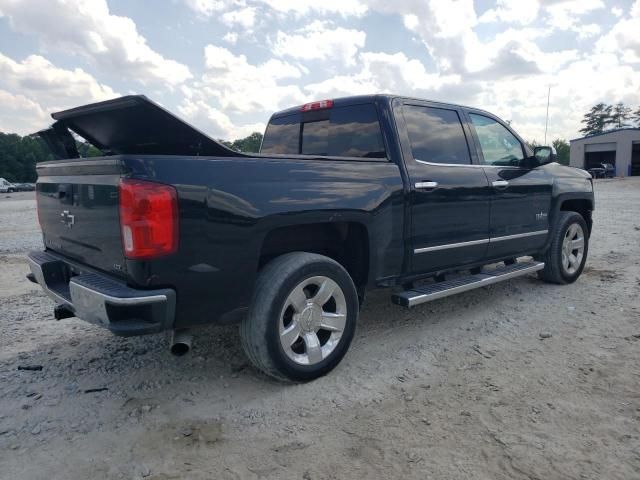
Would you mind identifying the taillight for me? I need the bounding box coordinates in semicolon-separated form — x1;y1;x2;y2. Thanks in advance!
301;99;333;112
119;179;178;259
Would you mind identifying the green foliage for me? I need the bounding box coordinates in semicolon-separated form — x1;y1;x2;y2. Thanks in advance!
1;130;264;182
526;139;541;150
551;138;570;165
633;107;640;127
0;133;54;182
579;103;613;136
611;102;632;128
579;102;640;136
76;141;103;158
221;132;263;153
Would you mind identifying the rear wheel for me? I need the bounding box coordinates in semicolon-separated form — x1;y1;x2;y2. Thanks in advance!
240;252;359;382
538;211;588;284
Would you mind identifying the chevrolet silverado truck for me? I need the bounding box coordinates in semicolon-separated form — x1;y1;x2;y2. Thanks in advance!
28;95;594;381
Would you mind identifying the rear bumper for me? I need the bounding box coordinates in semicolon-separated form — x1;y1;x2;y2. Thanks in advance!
27;251;175;336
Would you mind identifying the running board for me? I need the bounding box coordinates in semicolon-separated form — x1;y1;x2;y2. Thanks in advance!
392;261;545;308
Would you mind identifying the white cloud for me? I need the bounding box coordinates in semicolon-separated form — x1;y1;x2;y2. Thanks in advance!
544;0;605;31
223;32;239;44
0;51;118;134
305;51;461;98
596;1;640;63
479;0;539;25
178;97;265;139
1;0;639;143
273;21;366;66
255;0;367;16
0;0;191;86
200;45;304;113
177;45;305;138
221;7;256;29
183;0;226;16
482;53;640;141
0;89;48;134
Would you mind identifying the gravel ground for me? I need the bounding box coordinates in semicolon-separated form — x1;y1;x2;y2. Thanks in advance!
1;180;639;480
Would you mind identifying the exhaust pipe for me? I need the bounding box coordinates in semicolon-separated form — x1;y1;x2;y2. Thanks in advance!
170;329;192;356
54;304;75;320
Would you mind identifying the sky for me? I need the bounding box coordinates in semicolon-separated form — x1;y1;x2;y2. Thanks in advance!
0;0;639;143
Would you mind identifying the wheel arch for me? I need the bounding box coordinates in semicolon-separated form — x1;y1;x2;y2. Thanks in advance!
559;197;593;235
258;221;370;293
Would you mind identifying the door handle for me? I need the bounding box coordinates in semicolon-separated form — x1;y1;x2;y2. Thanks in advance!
492;180;509;188
415;181;438;189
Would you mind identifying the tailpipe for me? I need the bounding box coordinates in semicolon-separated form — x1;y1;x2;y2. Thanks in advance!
170;329;193;356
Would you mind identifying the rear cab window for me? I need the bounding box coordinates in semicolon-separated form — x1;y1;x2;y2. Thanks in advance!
261;103;386;159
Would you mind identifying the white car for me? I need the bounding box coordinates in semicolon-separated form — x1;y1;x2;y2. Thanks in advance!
0;178;17;193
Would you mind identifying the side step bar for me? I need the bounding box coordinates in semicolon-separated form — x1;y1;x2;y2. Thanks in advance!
392;261;545;308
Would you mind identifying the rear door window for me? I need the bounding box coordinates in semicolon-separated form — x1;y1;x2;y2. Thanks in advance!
261;103;386;158
402;105;471;165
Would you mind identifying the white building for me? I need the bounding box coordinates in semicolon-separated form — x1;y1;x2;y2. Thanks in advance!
569;128;640;177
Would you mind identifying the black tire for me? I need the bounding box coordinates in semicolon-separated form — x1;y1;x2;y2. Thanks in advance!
239;252;359;382
7;188;14;193
538;211;589;284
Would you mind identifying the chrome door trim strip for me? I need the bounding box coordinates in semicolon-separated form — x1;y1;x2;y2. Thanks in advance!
414;238;489;254
414;158;524;169
488;229;548;242
413;230;548;254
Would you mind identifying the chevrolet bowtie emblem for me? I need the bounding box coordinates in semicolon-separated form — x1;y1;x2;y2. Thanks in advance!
60;210;75;228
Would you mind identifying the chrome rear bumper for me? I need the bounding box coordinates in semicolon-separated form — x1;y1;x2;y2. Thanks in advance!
27;251;175;336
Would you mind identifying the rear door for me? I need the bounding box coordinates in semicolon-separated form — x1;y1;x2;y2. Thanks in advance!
395;100;492;274
465;110;552;258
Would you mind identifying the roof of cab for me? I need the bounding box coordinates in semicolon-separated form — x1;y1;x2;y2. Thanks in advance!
269;93;489;119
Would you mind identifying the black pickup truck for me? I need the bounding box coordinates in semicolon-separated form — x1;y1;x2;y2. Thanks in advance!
28;94;594;381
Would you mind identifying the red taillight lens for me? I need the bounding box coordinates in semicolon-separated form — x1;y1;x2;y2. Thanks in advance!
119;179;179;259
301;99;333;112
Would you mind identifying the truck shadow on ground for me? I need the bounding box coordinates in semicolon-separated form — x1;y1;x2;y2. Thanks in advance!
3;274;546;398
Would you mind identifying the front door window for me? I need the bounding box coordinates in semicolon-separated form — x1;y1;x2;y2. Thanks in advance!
469;113;524;167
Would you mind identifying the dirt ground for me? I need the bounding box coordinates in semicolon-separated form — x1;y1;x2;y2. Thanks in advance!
0;179;639;480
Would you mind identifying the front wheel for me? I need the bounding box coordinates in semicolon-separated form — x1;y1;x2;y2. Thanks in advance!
538;211;589;284
240;252;359;382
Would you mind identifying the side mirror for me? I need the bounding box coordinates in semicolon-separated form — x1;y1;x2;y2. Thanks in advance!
533;146;557;166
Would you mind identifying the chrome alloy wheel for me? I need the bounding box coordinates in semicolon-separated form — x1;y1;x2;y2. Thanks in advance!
562;223;585;275
279;276;347;366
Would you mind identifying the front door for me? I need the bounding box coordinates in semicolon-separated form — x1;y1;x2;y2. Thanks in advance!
397;102;492;274
465;111;553;259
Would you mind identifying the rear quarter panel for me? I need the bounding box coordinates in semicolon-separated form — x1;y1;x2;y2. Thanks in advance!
123;155;405;328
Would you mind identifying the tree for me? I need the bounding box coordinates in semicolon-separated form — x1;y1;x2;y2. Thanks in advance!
526;139;540;150
633;107;640;127
579;103;612;136
221;132;263;153
552;138;570;165
0;132;54;182
610;102;632;129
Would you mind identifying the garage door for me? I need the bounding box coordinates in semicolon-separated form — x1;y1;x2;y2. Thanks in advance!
584;142;616;153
